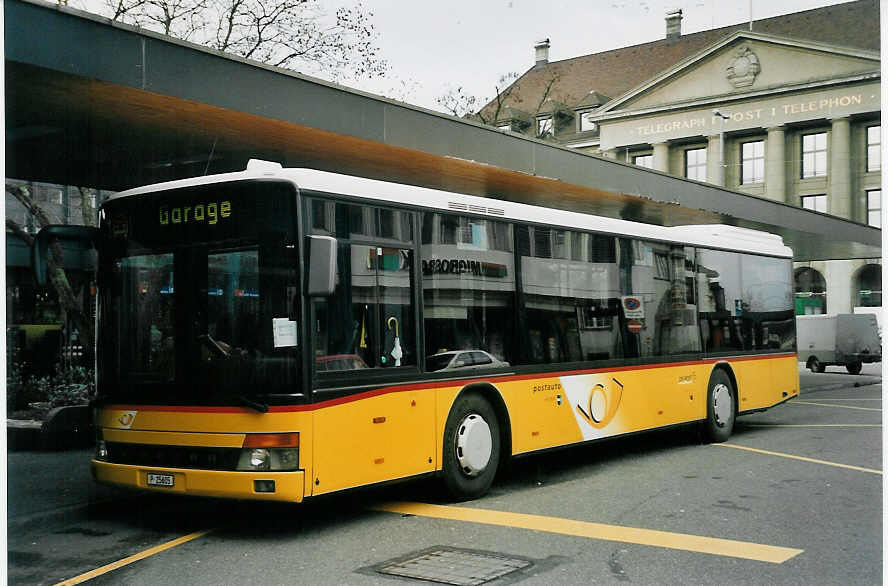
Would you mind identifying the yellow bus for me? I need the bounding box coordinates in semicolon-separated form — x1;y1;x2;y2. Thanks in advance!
35;161;799;502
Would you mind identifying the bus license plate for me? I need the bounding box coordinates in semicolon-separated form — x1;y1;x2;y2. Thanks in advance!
147;473;174;487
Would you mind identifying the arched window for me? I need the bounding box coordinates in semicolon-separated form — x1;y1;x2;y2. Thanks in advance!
855;264;882;308
794;267;826;314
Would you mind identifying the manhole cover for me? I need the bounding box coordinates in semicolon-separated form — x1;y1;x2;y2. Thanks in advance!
376;547;532;586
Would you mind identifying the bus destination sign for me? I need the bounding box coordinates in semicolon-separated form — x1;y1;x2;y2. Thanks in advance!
158;199;232;227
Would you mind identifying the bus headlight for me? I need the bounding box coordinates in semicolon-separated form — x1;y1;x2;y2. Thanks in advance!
250;449;269;469
236;433;300;471
95;429;109;461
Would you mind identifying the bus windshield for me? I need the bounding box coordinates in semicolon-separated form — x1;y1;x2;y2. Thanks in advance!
97;180;302;404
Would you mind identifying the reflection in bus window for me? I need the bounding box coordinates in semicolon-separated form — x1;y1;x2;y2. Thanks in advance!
312;238;415;370
421;213;515;369
309;199;414;244
639;244;701;357
697;250;795;352
206;250;260;358
116;254;175;381
518;226;624;364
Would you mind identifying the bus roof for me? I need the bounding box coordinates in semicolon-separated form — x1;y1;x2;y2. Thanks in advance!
110;161;793;258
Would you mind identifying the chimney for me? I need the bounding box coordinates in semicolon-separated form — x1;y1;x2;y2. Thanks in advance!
665;9;682;40
534;39;550;68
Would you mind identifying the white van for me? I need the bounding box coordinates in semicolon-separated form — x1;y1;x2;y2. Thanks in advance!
797;313;881;374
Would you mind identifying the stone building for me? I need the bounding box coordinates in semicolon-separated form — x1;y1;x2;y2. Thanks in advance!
481;0;881;317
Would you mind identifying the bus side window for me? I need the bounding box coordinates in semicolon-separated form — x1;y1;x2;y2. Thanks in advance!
421;212;516;370
312;242;415;371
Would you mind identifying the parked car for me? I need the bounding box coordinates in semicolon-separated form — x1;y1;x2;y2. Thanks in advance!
425;350;509;372
797;313;881;374
315;354;369;372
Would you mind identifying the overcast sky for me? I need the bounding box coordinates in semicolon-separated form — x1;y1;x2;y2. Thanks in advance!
353;0;855;111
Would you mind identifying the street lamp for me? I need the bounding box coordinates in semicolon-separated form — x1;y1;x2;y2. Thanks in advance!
712;109;730;186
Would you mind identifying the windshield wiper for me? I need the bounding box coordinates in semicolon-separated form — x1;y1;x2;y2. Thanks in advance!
238;395;269;413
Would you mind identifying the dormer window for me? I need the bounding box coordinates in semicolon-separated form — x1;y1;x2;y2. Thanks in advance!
537;116;553;138
579;112;597;133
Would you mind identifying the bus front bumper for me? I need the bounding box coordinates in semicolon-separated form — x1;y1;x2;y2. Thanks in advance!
91;460;305;502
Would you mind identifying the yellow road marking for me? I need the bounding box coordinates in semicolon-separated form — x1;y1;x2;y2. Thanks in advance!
742;424;881;428
714;444;882;475
54;529;213;585
804;398;882;401
374;502;802;564
792;400;881;411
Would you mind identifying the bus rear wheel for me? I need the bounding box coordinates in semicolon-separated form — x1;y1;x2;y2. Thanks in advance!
441;394;500;501
846;361;863;375
703;369;735;443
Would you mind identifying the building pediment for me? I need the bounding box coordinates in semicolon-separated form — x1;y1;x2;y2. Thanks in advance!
598;31;879;115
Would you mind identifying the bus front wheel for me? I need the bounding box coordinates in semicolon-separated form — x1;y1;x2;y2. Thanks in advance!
441;394;500;501
703;370;735;443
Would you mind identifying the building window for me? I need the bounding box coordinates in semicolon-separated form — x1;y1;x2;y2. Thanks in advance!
633;154;653;168
741;140;764;184
801;194;827;213
855;264;881;307
579;112;597;132
794;267;827;315
801;132;827;178
866;126;880;172
537;117;553;138
684;147;706;181
867;189;881;227
653;252;670;279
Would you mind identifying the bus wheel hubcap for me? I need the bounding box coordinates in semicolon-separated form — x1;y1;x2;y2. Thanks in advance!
712;383;732;427
456;414;492;477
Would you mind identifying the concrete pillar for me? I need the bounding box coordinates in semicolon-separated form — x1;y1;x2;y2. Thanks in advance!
825;259;857;313
706;135;721;186
828;117;852;219
652;142;669;173
765;125;787;203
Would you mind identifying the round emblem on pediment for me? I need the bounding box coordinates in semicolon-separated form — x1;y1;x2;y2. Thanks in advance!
726;46;760;88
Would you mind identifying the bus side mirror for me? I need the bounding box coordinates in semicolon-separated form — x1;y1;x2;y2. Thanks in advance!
307;235;337;296
32;225;100;285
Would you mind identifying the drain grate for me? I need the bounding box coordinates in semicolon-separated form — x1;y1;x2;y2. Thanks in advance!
376;547;532;586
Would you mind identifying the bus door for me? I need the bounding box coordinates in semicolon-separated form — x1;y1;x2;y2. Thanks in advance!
305;200;434;494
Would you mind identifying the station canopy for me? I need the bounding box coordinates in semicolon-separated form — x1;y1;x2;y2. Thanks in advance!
5;0;880;262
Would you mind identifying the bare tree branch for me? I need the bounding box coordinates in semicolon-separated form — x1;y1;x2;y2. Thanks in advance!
78;0;388;83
